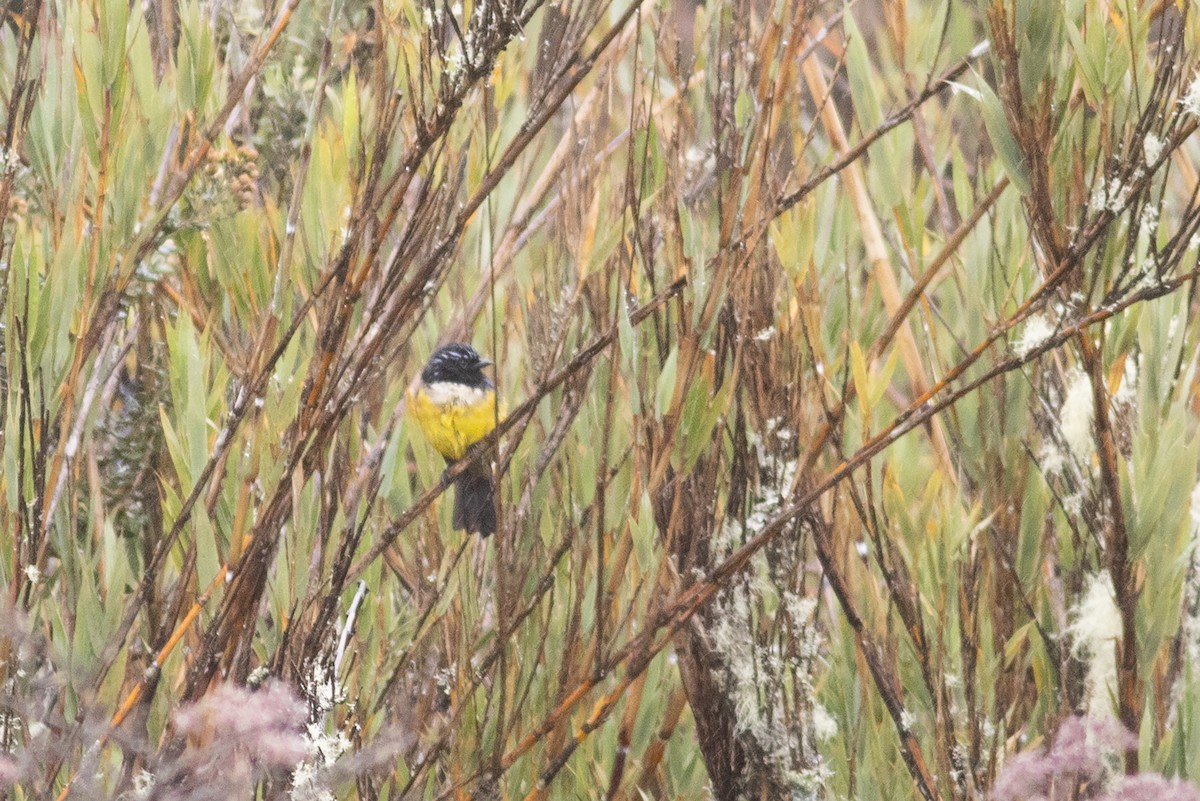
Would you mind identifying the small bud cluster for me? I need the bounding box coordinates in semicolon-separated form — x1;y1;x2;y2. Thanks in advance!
182;145;262;223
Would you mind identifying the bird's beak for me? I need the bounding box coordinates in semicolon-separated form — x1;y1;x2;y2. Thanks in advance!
478;357;493;367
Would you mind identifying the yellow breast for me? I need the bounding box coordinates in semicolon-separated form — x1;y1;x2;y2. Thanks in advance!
408;381;498;460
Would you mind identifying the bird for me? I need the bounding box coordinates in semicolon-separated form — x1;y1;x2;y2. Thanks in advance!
408;343;498;536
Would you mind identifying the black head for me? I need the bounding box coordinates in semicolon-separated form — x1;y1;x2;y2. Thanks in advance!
421;343;493;388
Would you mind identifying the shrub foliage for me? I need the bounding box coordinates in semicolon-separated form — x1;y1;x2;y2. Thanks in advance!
2;0;1200;799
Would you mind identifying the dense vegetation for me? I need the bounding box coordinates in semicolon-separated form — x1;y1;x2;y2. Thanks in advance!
2;0;1200;799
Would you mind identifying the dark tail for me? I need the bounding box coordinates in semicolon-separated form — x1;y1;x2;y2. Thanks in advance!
452;463;496;536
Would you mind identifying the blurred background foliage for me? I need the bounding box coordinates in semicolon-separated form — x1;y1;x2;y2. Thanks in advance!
2;0;1200;798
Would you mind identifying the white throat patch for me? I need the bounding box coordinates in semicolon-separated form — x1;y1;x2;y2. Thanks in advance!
423;381;489;407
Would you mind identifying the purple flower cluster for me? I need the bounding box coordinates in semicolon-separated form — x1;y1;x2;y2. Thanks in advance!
0;754;18;785
173;680;309;769
1101;775;1200;801
151;680;309;800
992;716;1200;801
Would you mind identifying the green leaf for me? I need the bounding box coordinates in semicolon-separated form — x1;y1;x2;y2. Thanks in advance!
1065;20;1103;108
655;348;679;418
1019;0;1060;100
101;0;130;88
974;73;1031;195
871;346;901;409
176;2;214;110
681;376;732;471
850;341;871;420
769;200;815;283
844;14;883;132
195;514;221;589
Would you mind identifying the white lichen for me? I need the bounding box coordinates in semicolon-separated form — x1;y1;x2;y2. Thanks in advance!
1143;133;1164;165
1181;73;1200;118
1060;369;1095;464
1140;203;1160;236
705;437;832;790
0;148;18;175
305;661;347;714
811;702;838;741
247;665;272;687
132;770;156;800
716;452;796;554
1090;177;1129;214
710;586;761;729
0;713;19;743
289;723;351;801
1067;573;1122;716
1014;315;1056;358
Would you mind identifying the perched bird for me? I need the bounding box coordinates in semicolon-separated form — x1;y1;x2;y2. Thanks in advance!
408;343;498;536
